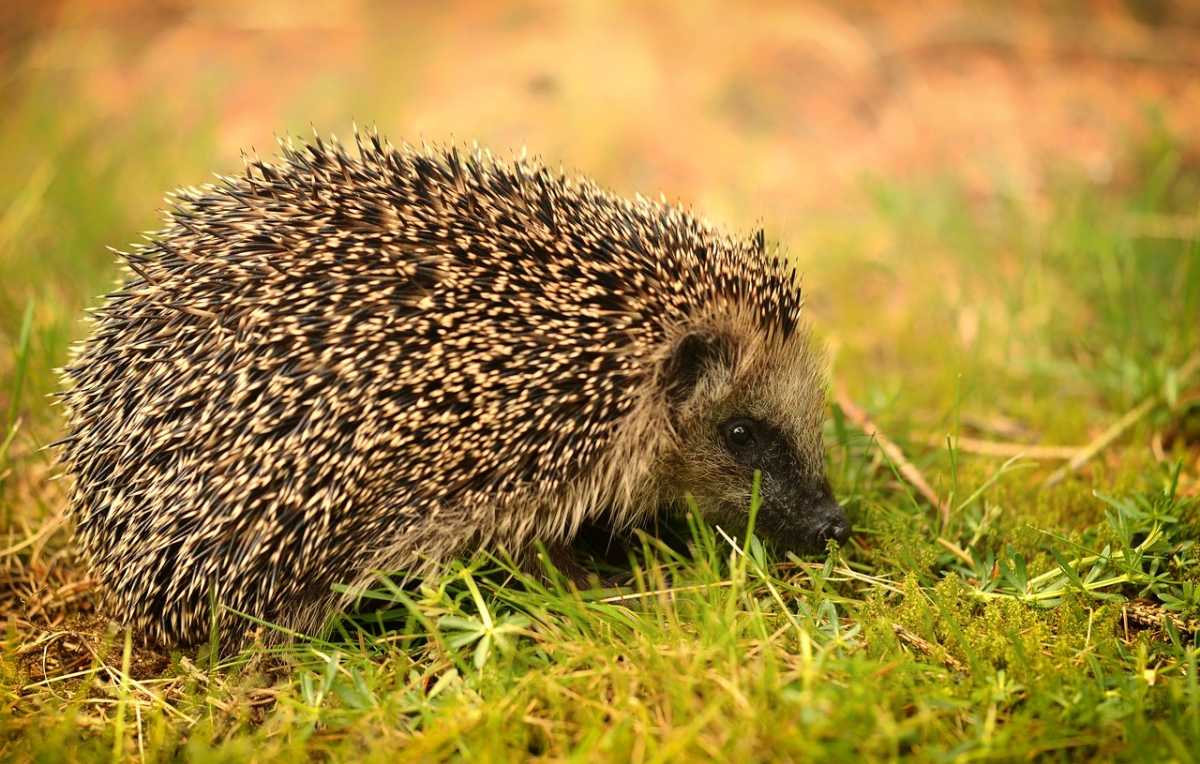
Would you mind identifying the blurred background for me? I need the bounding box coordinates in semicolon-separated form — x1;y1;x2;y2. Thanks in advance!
6;1;1200;222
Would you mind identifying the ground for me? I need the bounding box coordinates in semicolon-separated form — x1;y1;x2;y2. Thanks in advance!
2;1;1200;761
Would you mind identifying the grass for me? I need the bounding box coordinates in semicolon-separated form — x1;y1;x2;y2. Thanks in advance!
2;56;1200;764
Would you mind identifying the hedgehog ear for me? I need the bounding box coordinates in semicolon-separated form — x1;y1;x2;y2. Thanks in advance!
663;331;732;408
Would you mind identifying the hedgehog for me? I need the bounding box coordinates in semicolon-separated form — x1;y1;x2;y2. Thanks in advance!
58;131;849;648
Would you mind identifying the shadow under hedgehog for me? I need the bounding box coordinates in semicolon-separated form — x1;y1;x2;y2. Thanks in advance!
58;132;850;649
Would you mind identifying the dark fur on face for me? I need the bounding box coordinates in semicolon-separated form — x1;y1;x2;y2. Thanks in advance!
659;314;848;553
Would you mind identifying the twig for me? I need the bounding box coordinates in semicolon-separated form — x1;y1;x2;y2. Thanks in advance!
961;413;1033;440
891;623;966;672
1045;350;1200;487
926;435;1083;461
835;386;950;526
1122;599;1197;636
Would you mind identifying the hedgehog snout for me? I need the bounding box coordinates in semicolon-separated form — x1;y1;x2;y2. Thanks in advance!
752;476;850;554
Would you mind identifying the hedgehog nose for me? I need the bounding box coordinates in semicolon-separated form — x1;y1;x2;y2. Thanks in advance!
819;518;851;545
814;503;851;545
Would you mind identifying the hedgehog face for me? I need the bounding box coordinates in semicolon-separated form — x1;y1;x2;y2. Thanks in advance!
660;325;849;554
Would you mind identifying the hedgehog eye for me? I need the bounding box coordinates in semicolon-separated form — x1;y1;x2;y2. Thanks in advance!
722;418;757;451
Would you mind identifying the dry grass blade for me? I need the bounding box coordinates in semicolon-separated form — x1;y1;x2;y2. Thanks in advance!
936;537;975;566
835;385;951;526
597;581;733;604
1045;350;1200;487
925;435;1084;461
0;513;66;558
